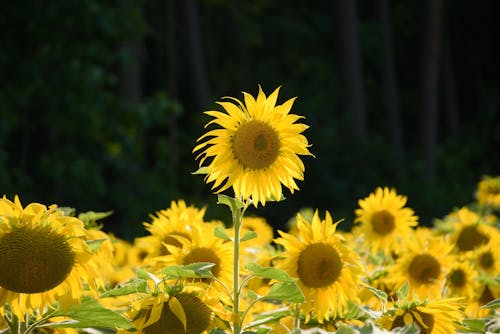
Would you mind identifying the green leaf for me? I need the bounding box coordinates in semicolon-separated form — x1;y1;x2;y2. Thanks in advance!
243;307;294;330
217;194;244;211
100;278;148;297
246;262;296;283
160;262;215;279
214;226;232;241
263;282;304;303
78;210;113;224
192;166;209;175
46;296;134;330
240;230;258;242
462;319;486;332
86;238;107;252
396;281;409;300
364;285;388;303
335;325;359;334
481;297;500;309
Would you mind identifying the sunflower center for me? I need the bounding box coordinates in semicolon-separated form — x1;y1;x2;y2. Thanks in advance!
297;243;342;288
371;210;396;235
479;251;494;270
144;293;212;334
0;225;75;293
232;120;280;170
479;285;494;305
408;254;441;285
183;247;221;278
448;269;466;288
456;225;489;251
391;310;434;334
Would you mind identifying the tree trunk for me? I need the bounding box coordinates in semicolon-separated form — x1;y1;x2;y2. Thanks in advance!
377;0;405;179
420;0;444;182
335;0;367;141
183;0;209;111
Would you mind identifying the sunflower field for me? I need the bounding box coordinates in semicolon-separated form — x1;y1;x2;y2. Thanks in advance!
1;87;499;334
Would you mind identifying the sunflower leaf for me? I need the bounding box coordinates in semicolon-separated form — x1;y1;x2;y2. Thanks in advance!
461;319;486;332
86;238;107;252
46;295;134;330
246;262;296;282
217;194;245;211
364;285;388;303
192;166;209;175
396;281;409;300
160;262;215;278
100;278;148;297
481;297;500;309
243;307;293;330
214;226;232;241
240;230;258;242
263;281;304;303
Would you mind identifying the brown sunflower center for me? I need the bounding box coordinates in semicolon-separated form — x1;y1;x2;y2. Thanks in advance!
371;210;396;235
232;120;280;170
479;285;494;305
297;243;342;288
0;225;75;293
448;268;466;288
479;251;494;270
391;310;434;334
144;293;212;334
408;254;441;285
456;225;489;251
183;247;221;278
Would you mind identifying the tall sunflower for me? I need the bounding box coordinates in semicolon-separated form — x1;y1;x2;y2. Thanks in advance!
377;297;465;334
387;228;453;300
0;196;103;318
193;86;313;206
354;187;418;255
274;210;363;323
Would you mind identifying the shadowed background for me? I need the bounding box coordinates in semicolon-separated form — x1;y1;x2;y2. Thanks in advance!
1;0;499;240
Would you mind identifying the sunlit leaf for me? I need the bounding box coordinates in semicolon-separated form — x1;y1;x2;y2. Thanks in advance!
100;279;148;297
240;230;258;242
214;226;232;241
160;262;215;278
263;282;304;303
246;262;296;282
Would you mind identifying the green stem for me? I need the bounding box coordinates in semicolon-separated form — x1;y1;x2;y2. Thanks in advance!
232;205;243;334
291;303;301;334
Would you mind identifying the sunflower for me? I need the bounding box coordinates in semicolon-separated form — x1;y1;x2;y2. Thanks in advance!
274;210;363;323
470;242;500;275
354;187;418;255
447;207;498;253
0;196;103;318
227;216;274;249
152;222;233;292
443;258;480;301
387;228;453;300
377;297;465;334
476;175;500;209
142;200;208;259
125;283;217;334
193;86;313;206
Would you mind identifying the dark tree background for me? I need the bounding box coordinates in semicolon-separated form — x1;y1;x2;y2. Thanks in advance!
1;0;499;240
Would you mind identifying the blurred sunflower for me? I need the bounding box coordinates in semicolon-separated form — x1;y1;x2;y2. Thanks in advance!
0;196;103;317
447;207;498;253
378;297;465;333
274;210;363;323
354;187;418;255
153;222;233;291
470;242;500;274
193;86;313;206
387;228;453;299
227;216;274;249
476;175;500;209
143;200;207;258
443;259;480;301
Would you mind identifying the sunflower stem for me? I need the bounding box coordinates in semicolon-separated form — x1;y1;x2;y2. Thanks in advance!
291;303;301;333
231;200;247;334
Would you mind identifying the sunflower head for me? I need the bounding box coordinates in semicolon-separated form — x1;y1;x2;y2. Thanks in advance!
354;187;418;255
0;196;103;317
476;175;500;209
274;210;363;323
193;86;313;206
